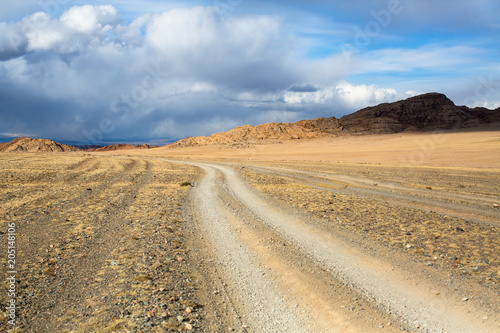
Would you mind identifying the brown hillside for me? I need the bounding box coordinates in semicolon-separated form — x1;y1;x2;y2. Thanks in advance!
0;137;79;152
170;119;345;147
89;144;158;152
170;93;500;147
340;93;500;134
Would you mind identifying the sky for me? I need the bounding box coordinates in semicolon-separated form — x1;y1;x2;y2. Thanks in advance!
0;0;499;145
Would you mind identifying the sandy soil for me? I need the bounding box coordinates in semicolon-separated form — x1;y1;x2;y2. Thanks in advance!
0;153;204;332
146;129;500;169
1;130;499;332
181;162;498;332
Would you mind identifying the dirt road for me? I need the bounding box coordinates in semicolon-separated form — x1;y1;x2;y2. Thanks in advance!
239;164;500;227
185;161;499;333
1;153;498;332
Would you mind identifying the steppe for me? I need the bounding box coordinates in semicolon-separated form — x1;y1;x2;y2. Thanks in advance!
1;129;500;332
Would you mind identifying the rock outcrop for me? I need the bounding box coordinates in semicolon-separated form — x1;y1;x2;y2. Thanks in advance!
0;137;80;152
340;93;500;134
170;119;345;147
170;93;500;147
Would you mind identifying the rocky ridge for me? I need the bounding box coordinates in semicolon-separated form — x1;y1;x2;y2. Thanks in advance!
340;92;500;134
171;93;500;147
0;137;79;152
169;120;342;147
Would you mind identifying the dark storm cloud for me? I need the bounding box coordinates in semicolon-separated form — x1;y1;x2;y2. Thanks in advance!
0;2;498;144
288;84;318;93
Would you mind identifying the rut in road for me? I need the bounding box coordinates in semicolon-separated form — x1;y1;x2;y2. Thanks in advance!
241;165;500;226
186;162;498;333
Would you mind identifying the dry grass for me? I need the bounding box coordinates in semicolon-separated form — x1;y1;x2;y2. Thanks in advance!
240;166;500;289
1;129;499;331
0;153;202;332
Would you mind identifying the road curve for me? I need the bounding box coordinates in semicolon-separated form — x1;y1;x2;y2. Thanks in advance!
183;161;498;333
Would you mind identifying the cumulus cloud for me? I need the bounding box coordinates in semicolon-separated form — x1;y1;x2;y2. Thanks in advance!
0;5;302;142
0;5;123;58
283;81;399;109
0;22;28;60
0;2;498;144
145;6;294;90
60;5;119;34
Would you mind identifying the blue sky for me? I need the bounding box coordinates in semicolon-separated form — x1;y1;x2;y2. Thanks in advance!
0;0;499;144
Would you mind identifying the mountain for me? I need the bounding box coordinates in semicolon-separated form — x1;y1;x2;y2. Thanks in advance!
170;93;500;147
0;137;80;152
170;118;344;147
340;93;500;134
75;144;105;150
87;144;159;152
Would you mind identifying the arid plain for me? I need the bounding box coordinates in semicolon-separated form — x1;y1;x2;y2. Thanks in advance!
1;129;500;332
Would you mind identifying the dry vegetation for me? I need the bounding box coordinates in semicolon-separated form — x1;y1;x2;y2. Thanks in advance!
240;162;500;290
1;129;499;331
0;153;203;332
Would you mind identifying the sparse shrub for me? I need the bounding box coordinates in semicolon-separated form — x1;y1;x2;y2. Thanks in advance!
134;275;151;282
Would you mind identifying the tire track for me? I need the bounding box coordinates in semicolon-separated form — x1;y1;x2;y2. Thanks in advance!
185;161;498;333
242;165;500;226
19;157;153;332
188;165;309;332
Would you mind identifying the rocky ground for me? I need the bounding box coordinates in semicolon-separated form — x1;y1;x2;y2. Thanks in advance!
239;161;500;294
0;153;203;332
182;162;499;332
1;152;499;332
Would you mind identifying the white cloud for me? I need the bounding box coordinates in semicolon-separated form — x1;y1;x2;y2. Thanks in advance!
60;5;120;34
144;6;289;89
468;100;500;109
24;14;64;50
284;80;398;109
1;2;499;143
190;82;218;93
15;5;122;52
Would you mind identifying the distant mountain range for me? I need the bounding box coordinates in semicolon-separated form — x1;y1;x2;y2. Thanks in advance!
171;93;500;147
2;93;499;152
84;144;159;152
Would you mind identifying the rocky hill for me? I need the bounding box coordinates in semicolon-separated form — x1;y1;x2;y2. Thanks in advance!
0;137;79;152
170;93;500;147
170;119;344;147
88;144;158;152
340;93;500;134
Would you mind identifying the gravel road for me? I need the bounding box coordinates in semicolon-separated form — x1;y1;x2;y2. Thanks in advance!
240;164;500;226
184;161;499;333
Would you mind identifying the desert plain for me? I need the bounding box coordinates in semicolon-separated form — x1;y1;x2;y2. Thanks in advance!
1;129;500;332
